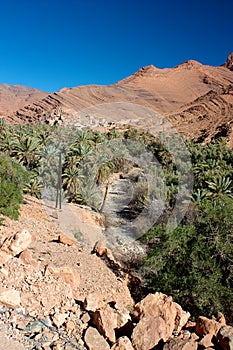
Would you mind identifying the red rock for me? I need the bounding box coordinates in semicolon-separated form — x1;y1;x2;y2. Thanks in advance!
163;339;198;350
84;327;110;350
196;315;226;336
92;304;118;343
132;315;167;350
8;229;32;256
199;334;214;348
132;293;190;349
58;234;77;246
111;336;134;350
0;288;21;308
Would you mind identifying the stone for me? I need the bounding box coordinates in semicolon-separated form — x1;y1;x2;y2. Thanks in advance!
44;265;80;291
199;334;214;348
52;313;68;328
92;304;118;343
217;325;233;350
132;293;190;349
84;293;100;312
111;336;134;350
84;327;110;350
163;339;198;350
0;288;21;308
196;314;226;336
81;312;91;324
132;316;167;350
19;249;39;267
58;234;77;246
0;251;12;265
8;229;32;256
92;240;108;256
174;302;190;332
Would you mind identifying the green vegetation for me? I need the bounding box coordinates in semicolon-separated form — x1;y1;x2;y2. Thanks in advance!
0;121;232;320
0;154;26;219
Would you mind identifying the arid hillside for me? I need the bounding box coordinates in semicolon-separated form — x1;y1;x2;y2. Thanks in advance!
2;53;233;143
0;84;48;116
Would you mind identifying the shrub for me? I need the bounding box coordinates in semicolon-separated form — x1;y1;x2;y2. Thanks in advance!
0;155;26;219
143;196;233;321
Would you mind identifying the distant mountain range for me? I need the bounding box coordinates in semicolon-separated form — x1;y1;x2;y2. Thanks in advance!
1;53;233;145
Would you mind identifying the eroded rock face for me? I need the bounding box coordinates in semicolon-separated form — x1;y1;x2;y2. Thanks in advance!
224;52;233;71
132;293;190;350
217;325;233;350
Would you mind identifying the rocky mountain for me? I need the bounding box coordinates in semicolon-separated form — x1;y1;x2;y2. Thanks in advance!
0;84;48;117
2;53;233;144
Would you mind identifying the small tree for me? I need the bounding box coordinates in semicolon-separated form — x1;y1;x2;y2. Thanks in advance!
0;155;26;219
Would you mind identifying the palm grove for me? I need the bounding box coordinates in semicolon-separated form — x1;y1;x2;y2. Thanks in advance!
0;120;232;321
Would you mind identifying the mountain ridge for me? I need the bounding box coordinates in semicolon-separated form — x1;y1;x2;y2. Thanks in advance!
1;53;233;144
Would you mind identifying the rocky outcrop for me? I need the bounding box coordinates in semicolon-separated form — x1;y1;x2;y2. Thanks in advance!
223;52;233;71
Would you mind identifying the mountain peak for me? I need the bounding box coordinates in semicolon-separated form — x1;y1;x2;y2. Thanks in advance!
134;65;160;77
176;59;203;69
223;52;233;71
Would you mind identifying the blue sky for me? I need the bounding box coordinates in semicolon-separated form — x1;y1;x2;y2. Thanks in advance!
0;0;232;92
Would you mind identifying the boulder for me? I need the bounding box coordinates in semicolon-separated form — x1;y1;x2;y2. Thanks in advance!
84;293;101;312
111;336;134;350
163;339;198;350
8;229;32;256
0;288;21;308
132;315;167;350
217;325;233;350
196;314;226;336
92;304;118;343
199;334;214;348
84;327;110;350
132;293;190;349
44;265;80;291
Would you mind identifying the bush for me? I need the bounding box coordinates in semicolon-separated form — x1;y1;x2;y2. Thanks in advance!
143;196;233;321
0;155;26;219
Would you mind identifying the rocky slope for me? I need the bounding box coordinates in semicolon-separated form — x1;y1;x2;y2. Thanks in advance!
0;196;233;349
4;53;233;144
0;84;48;117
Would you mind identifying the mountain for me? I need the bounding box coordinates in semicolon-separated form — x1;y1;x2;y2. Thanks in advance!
2;54;233;144
0;84;48;117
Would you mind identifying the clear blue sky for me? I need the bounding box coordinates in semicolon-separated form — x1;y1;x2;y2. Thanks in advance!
0;0;232;92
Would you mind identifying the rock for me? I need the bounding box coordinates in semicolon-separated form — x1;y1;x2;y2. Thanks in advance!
196;314;226;336
163;339;198;350
0;251;12;265
52;313;68;328
92;304;118;343
223;52;233;71
84;293;101;312
132;293;190;349
174;302;190;332
132;315;167;350
81;312;91;324
8;229;32;256
84;327;110;350
19;249;39;268
0;288;21;308
217;325;233;350
44;265;80;291
58;234;77;246
111;336;134;350
199;334;214;348
92;240;108;256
